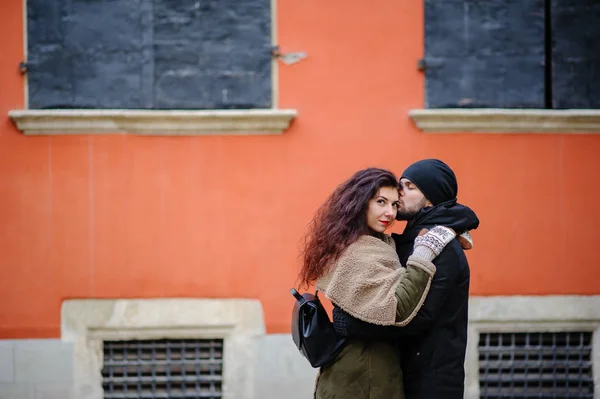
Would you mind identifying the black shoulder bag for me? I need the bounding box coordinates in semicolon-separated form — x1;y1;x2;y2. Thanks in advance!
290;288;346;368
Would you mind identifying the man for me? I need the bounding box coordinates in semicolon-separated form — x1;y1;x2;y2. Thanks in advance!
333;159;479;399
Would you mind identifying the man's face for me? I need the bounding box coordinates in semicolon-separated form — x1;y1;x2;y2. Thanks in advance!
397;178;432;220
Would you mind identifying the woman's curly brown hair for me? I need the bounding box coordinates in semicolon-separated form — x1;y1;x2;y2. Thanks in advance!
299;167;398;288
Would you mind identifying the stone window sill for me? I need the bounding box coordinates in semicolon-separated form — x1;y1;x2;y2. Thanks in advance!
8;108;297;136
409;109;600;134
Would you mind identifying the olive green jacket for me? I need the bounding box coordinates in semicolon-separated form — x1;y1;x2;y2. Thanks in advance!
314;235;436;399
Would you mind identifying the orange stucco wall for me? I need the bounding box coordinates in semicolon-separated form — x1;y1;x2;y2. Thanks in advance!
1;1;599;338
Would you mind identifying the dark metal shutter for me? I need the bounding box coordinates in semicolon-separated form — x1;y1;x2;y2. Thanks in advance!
26;0;272;110
423;1;546;109
479;332;594;399
550;0;600;109
102;339;223;399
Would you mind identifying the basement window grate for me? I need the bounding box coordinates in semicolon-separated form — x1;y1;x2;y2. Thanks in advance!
479;331;594;399
102;339;223;399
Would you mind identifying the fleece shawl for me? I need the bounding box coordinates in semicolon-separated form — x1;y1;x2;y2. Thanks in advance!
316;235;434;326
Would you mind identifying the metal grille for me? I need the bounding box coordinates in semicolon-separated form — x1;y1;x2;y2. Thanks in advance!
479;332;594;399
102;339;223;399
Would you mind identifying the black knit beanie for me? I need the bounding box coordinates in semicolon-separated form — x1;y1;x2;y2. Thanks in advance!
401;159;458;206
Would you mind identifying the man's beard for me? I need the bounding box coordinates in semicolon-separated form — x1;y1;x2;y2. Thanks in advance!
396;198;429;221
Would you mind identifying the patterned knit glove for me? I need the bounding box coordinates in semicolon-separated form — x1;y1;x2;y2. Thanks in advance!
411;225;457;262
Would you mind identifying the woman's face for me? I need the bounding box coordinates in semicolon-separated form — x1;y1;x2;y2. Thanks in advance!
366;186;400;233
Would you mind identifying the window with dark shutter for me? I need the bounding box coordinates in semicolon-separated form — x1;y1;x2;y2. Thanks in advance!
26;0;272;110
423;0;599;110
550;0;600;109
478;332;594;399
102;339;223;399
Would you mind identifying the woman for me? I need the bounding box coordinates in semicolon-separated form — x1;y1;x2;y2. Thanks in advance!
299;167;459;399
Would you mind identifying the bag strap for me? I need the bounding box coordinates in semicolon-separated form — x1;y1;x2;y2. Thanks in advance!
290;288;304;303
290;288;321;304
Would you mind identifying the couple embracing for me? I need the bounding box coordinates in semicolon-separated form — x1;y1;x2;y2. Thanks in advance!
299;159;479;399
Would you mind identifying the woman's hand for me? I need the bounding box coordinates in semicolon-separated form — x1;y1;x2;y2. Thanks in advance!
412;226;457;262
458;231;473;250
418;228;473;250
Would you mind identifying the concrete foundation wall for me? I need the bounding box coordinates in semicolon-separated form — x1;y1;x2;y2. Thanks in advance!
0;335;316;399
3;295;598;399
0;339;74;399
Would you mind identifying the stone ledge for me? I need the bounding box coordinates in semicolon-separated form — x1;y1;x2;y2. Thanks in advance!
409;108;600;134
469;295;600;322
8;109;297;136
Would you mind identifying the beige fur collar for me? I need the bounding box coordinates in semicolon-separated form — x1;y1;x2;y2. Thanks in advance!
316;235;404;326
